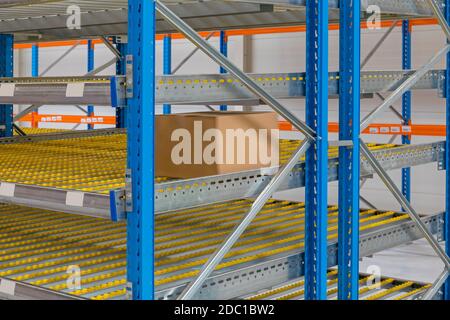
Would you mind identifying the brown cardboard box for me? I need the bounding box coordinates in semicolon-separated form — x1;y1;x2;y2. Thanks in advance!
156;112;279;179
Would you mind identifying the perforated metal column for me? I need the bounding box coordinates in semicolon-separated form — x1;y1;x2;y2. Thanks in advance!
0;34;13;138
338;0;361;301
445;0;450;301
305;0;329;300
163;34;172;115
116;42;128;129
402;20;412;204
220;31;228;111
126;0;156;300
87;40;95;130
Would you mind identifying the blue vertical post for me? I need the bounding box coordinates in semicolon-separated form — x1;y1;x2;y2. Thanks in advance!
163;35;172;115
32;44;39;77
402;20;412;205
304;0;328;300
126;0;156;300
87;40;95;130
116;42;128;128
220;31;228;111
31;44;39;128
445;0;450;301
0;35;13;138
338;0;361;300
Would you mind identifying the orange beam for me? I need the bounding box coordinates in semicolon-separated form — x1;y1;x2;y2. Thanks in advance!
18;114;446;137
13;18;438;50
279;121;446;137
19;114;116;126
14;39;104;50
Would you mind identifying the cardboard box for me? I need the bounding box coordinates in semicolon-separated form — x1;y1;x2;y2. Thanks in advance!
156;112;279;179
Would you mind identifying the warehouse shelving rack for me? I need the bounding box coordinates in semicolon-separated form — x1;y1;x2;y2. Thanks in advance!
0;0;448;301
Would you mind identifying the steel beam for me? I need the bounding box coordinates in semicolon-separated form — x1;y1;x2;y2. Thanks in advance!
338;0;360;301
0;277;83;300
157;69;443;106
177;139;311;300
0;34;13;138
126;0;156;301
155;0;316;141
304;0;328;300
1;69;444;108
0;77;120;106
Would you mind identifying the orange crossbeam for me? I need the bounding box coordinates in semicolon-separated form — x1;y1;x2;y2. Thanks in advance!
19;114;117;126
17;114;446;137
279;121;446;137
13;18;438;50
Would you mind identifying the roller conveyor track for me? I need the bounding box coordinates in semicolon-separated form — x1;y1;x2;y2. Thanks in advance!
0;200;423;300
0;132;396;194
17;128;67;135
244;271;431;301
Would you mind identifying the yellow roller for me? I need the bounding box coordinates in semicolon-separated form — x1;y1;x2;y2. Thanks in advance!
0;199;414;300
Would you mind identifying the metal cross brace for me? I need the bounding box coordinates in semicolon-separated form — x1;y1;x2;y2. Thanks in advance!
361;20;399;70
100;36;124;60
422;269;449;300
156;0;316;141
172;32;215;74
178;139;312;300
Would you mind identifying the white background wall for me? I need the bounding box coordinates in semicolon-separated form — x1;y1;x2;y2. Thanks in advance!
12;24;449;215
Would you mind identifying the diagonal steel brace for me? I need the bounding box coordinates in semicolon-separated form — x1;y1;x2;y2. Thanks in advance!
177;139;312;300
156;0;316;141
421;269;449;300
360;140;450;271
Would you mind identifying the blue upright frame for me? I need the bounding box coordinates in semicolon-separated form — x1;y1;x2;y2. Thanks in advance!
0;35;13;138
338;0;361;300
220;31;228;111
445;0;450;301
163;35;172;115
31;44;39;128
126;0;156;300
32;44;39;77
402;20;412;204
304;0;329;300
116;42;128;128
87;40;95;130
